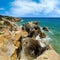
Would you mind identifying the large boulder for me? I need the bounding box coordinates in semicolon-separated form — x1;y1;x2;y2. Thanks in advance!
19;37;49;60
22;22;40;33
22;22;41;38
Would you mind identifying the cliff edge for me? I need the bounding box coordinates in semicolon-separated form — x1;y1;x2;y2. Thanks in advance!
0;15;60;60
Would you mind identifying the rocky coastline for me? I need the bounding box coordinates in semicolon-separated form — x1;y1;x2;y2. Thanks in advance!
0;15;22;22
0;15;60;60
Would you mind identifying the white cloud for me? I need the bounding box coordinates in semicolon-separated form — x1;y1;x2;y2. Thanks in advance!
0;8;4;10
6;0;60;17
56;8;60;14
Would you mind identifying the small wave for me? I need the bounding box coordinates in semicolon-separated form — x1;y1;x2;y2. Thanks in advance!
35;35;50;48
36;34;40;40
49;30;54;35
21;19;24;22
40;42;46;47
36;34;52;42
40;27;44;32
20;25;22;28
42;36;52;42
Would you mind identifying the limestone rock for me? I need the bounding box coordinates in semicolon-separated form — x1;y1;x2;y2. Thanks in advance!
0;50;9;60
0;15;21;22
0;16;60;60
34;50;60;60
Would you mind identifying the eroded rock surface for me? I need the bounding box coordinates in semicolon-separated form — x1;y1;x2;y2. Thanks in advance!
0;15;21;22
0;16;60;60
35;50;60;60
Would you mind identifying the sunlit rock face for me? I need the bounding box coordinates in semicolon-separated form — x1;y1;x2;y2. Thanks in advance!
0;15;21;22
0;15;60;60
34;50;60;60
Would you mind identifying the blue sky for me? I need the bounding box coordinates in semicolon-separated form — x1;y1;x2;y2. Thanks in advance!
0;0;60;17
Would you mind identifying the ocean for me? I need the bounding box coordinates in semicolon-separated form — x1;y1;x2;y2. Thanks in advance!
17;18;60;54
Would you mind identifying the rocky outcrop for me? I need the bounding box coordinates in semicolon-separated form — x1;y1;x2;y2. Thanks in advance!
0;16;60;60
0;18;20;34
19;22;60;60
0;15;28;60
42;27;49;31
22;22;42;38
19;37;49;59
0;15;22;22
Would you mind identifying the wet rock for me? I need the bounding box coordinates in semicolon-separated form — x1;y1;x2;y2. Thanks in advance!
39;32;46;38
0;16;60;60
42;27;49;31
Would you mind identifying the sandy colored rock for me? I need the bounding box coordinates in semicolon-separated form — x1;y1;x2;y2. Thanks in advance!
0;28;28;60
35;50;60;60
0;15;21;22
11;50;17;60
0;50;10;60
0;36;4;48
0;21;4;24
0;35;17;57
0;16;60;60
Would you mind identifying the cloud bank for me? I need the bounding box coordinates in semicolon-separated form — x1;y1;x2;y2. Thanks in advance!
6;0;60;17
0;8;4;10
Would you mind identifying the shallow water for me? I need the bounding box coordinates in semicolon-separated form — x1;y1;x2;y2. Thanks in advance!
17;18;60;54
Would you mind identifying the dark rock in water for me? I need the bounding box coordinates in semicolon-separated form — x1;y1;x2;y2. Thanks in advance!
39;32;46;38
22;22;41;38
33;21;39;25
42;27;49;31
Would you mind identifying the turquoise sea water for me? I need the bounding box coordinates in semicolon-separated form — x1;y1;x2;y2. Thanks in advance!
17;18;60;54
